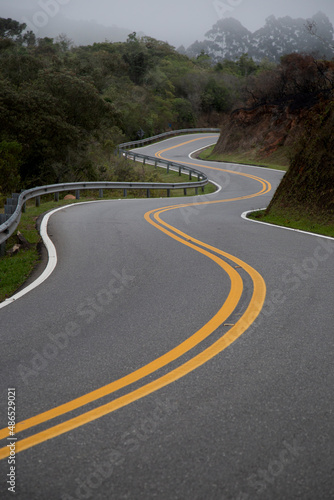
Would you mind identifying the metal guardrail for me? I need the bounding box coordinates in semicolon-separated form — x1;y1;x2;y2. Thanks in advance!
117;128;220;150
0;128;220;255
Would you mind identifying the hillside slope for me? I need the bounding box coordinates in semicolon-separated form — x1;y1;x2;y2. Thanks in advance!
213;98;334;224
212;54;334;226
213;103;307;162
266;99;334;222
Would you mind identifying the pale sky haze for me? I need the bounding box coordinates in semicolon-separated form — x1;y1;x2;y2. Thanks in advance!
0;0;333;47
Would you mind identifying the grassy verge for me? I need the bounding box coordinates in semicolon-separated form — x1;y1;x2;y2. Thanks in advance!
249;209;334;238
198;145;288;171
0;163;216;302
0;198;85;302
199;146;334;238
133;161;215;197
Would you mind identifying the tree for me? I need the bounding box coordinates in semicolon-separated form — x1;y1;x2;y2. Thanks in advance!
0;51;44;86
305;14;334;52
55;34;74;53
0;141;21;195
201;78;231;113
0;18;26;42
172;98;195;127
22;31;36;47
237;54;258;77
123;32;150;85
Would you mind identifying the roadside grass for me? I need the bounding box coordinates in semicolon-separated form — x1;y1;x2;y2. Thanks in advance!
199;146;334;238
198;145;289;171
0;163;216;302
0;198;83;302
249;209;334;238
132;160;215;196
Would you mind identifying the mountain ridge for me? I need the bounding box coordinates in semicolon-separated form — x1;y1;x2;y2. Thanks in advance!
186;12;334;63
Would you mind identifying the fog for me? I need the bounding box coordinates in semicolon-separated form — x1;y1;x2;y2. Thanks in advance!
1;0;333;47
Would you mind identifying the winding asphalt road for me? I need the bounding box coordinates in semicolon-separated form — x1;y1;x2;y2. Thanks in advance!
0;134;333;499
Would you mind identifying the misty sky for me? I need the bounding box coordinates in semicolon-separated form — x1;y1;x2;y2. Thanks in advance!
1;0;333;47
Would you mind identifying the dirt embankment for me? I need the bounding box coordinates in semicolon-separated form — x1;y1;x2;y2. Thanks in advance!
214;99;334;221
267;100;334;220
213;103;309;160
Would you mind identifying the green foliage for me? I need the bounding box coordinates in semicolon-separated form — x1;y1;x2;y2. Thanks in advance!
0;18;26;42
201;78;231;113
0;140;22;198
2;15;331;195
214;54;259;77
0;50;44;86
172;98;196;127
244;54;334;108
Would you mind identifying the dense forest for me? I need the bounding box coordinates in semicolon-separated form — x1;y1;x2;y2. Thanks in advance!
0;16;333;215
0;17;269;196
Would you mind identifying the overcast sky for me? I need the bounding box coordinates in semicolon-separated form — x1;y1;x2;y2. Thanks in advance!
1;0;333;47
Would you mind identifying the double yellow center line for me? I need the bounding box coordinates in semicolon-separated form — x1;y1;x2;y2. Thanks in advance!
0;137;271;460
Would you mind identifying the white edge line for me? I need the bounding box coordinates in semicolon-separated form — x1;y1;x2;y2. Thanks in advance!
0;201;105;309
188;142;218;159
0;161;221;310
190;141;333;241
241;208;334;241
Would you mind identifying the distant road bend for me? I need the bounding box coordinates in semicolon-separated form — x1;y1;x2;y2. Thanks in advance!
0;133;333;500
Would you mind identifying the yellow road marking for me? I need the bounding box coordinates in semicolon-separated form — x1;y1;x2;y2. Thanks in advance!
0;273;264;459
0;136;269;460
155;137;272;196
0;234;242;442
0;207;265;460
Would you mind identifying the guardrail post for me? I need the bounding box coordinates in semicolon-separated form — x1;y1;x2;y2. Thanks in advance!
5;205;15;215
99;189;103;198
0;130;212;253
22;202;26;213
0;242;6;257
123;189;127;198
184;188;187;196
195;187;199;195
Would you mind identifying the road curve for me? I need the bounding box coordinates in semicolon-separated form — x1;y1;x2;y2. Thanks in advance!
0;134;333;499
